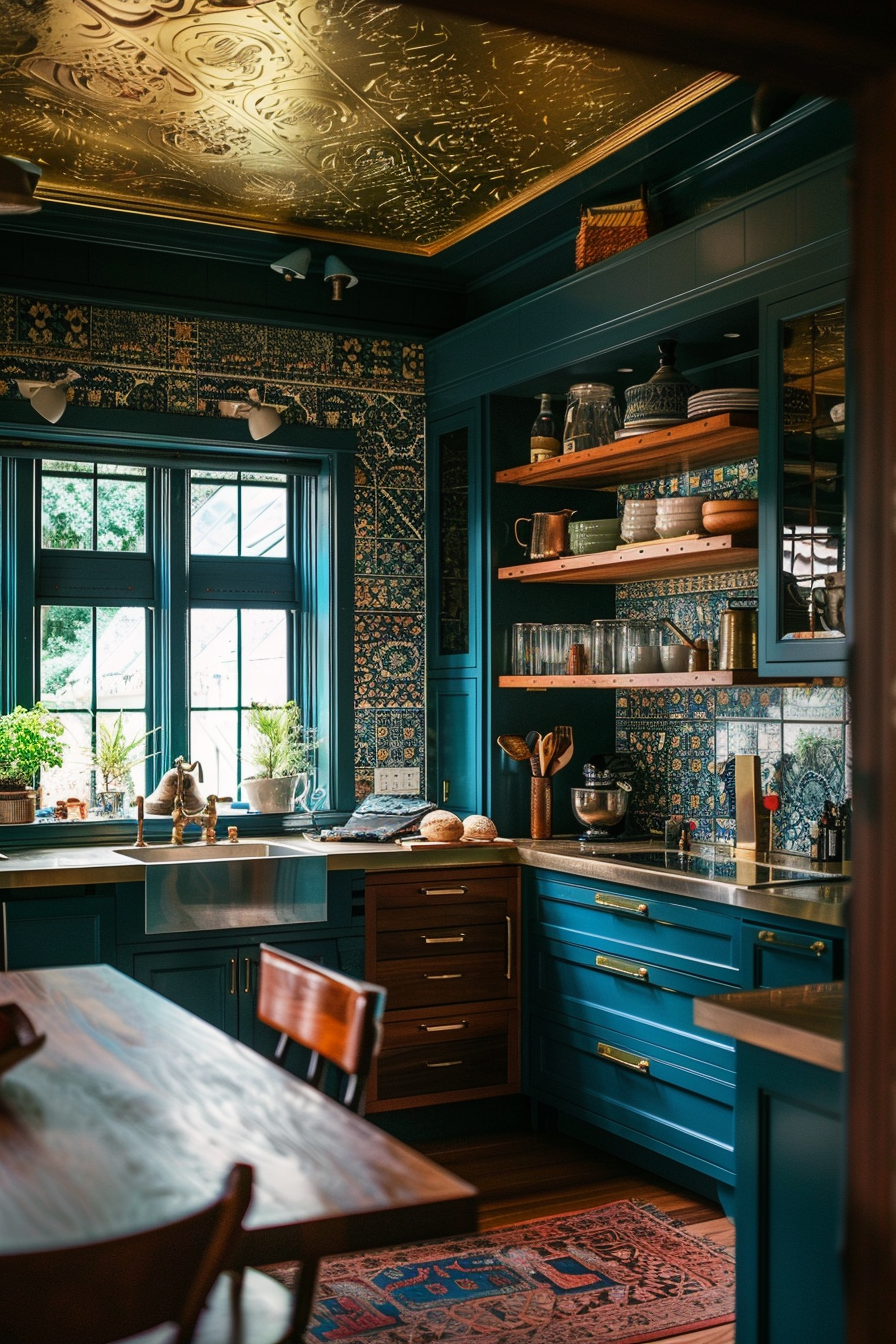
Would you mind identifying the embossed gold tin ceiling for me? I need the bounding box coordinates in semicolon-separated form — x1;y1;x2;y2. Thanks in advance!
0;0;728;255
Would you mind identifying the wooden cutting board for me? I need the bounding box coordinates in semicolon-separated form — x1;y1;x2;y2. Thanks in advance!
395;837;516;849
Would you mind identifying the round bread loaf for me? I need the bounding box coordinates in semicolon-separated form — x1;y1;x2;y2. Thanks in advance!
462;814;498;841
420;809;464;842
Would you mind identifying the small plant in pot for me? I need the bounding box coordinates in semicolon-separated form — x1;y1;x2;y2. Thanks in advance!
92;714;159;817
0;704;65;825
241;702;318;814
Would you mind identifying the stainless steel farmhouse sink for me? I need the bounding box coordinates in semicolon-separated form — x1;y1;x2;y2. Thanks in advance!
115;842;327;935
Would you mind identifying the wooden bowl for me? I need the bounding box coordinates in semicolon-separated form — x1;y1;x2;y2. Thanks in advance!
0;1003;46;1076
703;498;757;513
702;508;759;535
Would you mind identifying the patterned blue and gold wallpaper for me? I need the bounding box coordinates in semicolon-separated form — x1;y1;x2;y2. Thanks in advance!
0;293;425;802
617;459;850;853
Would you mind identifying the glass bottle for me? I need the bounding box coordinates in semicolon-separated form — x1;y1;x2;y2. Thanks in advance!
530;394;561;462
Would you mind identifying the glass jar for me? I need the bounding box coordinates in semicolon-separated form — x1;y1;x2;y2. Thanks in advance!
621;619;664;674
591;619;630;673
563;383;620;455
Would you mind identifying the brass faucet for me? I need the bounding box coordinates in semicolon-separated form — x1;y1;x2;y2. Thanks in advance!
135;795;146;847
170;756;204;845
200;794;231;844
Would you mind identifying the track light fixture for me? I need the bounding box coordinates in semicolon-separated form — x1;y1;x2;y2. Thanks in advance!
270;246;358;301
0;155;42;215
270;247;311;280
218;388;283;441
16;368;81;423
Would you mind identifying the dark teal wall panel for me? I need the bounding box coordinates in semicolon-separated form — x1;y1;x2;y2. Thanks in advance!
745;191;797;267
796;165;850;246
695;212;746;286
648;234;696;305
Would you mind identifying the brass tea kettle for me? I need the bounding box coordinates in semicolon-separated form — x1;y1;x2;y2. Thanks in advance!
514;508;576;560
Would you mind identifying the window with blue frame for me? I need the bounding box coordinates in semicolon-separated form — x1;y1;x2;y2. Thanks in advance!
4;450;327;815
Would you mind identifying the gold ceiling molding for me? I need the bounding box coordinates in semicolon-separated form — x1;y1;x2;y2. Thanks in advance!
0;0;730;254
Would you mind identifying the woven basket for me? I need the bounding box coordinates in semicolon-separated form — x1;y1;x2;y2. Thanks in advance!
575;186;654;270
0;790;36;825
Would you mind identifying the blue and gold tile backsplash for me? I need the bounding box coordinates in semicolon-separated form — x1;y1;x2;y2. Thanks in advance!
616;459;850;854
0;293;425;802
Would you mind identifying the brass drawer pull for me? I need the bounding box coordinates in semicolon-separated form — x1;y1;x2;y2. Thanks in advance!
596;954;649;981
425;1060;463;1068
419;1021;468;1032
229;958;236;995
424;973;463;980
597;1042;650;1074
421;934;465;944
243;957;252;994
506;915;512;980
758;930;827;955
595;892;649;917
419;886;467;896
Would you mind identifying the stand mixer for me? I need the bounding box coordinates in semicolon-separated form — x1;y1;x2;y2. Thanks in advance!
571;752;639;841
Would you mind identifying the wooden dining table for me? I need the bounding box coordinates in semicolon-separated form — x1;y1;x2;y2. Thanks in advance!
0;965;477;1267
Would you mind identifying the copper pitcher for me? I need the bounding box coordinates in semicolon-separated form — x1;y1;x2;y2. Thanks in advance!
514;508;576;560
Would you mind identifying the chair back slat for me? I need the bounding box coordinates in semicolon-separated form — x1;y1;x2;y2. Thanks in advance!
0;1163;252;1344
257;945;386;1112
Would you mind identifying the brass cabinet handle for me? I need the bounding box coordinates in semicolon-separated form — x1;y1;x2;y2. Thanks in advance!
243;957;252;993
419;1021;468;1032
506;915;512;980
229;958;237;995
419;886;467;896
596;953;649;981
758;929;827;955
424;972;463;980
421;934;465;944
597;1041;650;1073
595;892;650;917
425;1059;463;1068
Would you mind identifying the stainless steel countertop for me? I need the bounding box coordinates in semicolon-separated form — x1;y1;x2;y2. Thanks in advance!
0;834;849;928
694;981;844;1070
515;839;848;928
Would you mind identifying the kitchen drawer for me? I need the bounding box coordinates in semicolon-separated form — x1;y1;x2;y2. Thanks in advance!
376;951;510;1009
529;873;741;984
376;1034;509;1101
377;900;508;934
378;920;506;960
743;921;843;988
530;933;735;1074
368;866;517;911
528;1010;735;1181
382;1005;512;1050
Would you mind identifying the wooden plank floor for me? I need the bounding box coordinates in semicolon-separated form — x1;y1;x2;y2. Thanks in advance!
413;1127;735;1344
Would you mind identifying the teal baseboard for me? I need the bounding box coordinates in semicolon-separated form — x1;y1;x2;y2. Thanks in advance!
557;1112;725;1208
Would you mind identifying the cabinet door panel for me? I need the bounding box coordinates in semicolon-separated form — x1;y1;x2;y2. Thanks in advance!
743;922;840;988
4;895;115;971
429;677;480;816
132;947;239;1037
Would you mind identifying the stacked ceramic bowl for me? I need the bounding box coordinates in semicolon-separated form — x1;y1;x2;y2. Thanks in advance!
620;498;657;543
569;517;622;554
654;495;707;538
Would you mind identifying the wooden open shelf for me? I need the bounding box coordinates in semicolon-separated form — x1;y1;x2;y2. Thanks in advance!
495;413;758;490
499;671;827;689
498;532;758;584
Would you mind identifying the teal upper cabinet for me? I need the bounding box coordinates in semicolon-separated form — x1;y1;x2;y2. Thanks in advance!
760;276;850;677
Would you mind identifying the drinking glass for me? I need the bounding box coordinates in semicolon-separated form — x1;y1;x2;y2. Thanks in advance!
512;623;542;676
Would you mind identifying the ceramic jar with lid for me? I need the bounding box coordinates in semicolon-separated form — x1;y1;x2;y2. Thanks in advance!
623;340;699;429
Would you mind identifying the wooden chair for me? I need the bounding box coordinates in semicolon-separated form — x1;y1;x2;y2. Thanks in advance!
0;1163;293;1344
255;946;388;1339
256;944;387;1115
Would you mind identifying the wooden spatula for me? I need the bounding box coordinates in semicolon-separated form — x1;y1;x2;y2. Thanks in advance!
539;731;555;777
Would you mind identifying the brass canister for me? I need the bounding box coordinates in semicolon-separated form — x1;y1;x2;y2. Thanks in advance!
718;608;758;670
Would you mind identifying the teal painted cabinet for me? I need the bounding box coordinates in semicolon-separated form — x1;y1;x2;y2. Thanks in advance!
523;866;844;1198
3;892;116;970
759;275;850;677
735;1044;844;1344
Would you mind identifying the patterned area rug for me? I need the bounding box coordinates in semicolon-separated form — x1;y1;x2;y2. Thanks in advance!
269;1200;734;1343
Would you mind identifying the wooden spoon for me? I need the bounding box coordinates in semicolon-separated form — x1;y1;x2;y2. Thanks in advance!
526;731;542;777
497;734;531;761
548;726;574;776
539;731;555;777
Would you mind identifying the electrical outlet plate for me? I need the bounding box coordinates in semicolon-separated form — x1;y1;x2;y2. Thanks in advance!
373;768;421;795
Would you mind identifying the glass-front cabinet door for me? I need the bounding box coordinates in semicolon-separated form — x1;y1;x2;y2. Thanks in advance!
760;279;849;676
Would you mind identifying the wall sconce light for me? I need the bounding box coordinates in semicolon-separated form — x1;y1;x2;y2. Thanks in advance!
218;388;283;441
323;254;358;302
270;245;358;301
0;155;42;215
16;368;81;423
270;247;311;281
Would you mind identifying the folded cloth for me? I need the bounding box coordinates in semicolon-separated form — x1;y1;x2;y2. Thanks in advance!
317;794;436;842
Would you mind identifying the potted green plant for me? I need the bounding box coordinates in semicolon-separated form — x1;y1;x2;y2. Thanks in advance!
240;701;318;814
0;703;65;824
92;714;158;817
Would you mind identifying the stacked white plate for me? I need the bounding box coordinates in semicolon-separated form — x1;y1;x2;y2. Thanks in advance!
687;388;759;419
